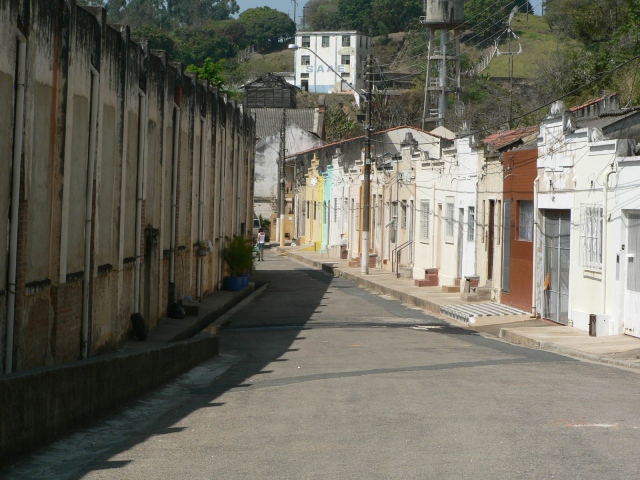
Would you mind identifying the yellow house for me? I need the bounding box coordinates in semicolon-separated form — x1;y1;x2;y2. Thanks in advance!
300;154;324;250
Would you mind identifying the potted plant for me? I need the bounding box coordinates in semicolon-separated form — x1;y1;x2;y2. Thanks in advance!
221;235;253;291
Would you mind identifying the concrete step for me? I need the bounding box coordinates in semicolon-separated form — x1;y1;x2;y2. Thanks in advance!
441;302;528;324
442;285;460;293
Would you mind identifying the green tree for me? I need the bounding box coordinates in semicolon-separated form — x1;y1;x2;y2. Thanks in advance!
167;0;239;27
337;0;372;33
464;0;531;42
175;22;241;65
238;7;296;50
132;25;178;56
370;0;422;35
186;57;231;91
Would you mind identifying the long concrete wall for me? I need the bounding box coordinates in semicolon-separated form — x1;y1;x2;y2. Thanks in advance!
0;0;256;373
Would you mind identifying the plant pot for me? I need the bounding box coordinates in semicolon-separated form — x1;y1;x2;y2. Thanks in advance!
223;276;243;291
241;274;249;287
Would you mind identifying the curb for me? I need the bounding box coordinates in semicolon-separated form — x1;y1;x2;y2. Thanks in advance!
499;328;640;370
285;249;640;371
285;251;444;315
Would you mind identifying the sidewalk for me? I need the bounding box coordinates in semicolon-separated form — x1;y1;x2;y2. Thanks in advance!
280;246;640;371
1;283;261;467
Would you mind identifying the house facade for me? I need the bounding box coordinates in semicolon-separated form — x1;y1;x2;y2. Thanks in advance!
292;31;371;94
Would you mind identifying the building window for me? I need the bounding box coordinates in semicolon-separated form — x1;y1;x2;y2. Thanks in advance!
581;204;603;269
322;36;329;47
341;72;349;78
401;201;407;229
445;198;454;242
302;36;310;47
342;35;351;47
314;201;317;220
334;198;338;222
518;200;533;241
359;36;362;47
341;55;350;65
420;200;430;241
323;201;327;224
468;207;475;241
301;73;309;78
301;55;310;65
306;201;310;218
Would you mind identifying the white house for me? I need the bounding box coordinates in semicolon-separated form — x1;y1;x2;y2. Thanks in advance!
535;97;640;337
292;31;371;94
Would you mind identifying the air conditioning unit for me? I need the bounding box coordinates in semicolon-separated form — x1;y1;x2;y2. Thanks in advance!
588;314;615;336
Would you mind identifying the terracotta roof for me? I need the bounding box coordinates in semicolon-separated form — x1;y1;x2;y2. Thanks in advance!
570;93;618;112
481;126;539;150
285;125;448;159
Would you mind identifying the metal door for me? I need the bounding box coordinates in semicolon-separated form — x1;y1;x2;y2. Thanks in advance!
502;201;512;292
457;208;464;279
488;200;495;280
624;213;640;337
543;210;571;324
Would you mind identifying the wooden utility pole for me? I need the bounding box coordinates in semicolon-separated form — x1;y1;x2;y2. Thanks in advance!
361;55;373;275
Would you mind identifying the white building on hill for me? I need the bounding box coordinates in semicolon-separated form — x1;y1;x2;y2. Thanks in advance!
292;31;371;94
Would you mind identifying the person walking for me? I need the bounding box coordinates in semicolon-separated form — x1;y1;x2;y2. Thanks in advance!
257;228;266;261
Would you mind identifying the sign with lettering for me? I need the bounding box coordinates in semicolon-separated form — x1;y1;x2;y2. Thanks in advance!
304;65;346;73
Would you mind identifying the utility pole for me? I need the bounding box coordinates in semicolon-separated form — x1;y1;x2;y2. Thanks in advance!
292;0;297;26
361;55;373;275
279;108;287;247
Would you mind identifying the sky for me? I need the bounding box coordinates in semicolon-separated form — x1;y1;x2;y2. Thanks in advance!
235;0;310;22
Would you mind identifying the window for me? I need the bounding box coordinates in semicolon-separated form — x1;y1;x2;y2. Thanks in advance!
341;72;349;78
322;36;329;47
468;207;475;241
341;55;350;65
420;200;430;241
401;201;407;229
334;198;338;222
518;200;533;241
301;55;310;65
323;201;327;224
306;201;309;218
342;35;351;46
445;198;454;242
302;36;310;47
313;201;317;220
581;204;603;269
301;73;309;78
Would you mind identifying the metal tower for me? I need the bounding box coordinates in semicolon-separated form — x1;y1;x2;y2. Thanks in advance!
420;0;465;129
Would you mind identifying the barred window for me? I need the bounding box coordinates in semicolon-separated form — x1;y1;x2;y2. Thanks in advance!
445;198;454;242
302;36;310;47
420;200;430;241
518;200;533;241
301;55;310;65
401;201;407;229
342;35;351;47
334;198;338;223
341;55;350;65
581;204;603;269
322;36;330;47
468;206;475;241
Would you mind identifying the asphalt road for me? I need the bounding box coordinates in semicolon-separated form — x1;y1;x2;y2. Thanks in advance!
6;249;640;479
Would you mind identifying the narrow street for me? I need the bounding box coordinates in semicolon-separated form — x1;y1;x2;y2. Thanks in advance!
7;249;640;479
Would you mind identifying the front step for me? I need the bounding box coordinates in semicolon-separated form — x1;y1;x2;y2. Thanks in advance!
442;285;460;293
440;302;529;324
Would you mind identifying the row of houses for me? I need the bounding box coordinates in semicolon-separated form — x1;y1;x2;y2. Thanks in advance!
1;0;256;373
286;94;640;338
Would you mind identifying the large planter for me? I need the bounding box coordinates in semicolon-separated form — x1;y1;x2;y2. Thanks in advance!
241;274;249;288
223;276;243;291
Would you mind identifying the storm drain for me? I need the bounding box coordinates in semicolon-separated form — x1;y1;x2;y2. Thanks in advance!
440;303;528;323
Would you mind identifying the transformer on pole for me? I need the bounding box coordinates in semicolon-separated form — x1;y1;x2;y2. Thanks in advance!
420;0;465;129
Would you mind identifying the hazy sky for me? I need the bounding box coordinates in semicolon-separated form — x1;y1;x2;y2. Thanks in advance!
235;0;310;21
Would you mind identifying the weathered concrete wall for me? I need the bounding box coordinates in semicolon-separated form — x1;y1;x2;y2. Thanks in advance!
0;333;219;466
0;0;255;373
